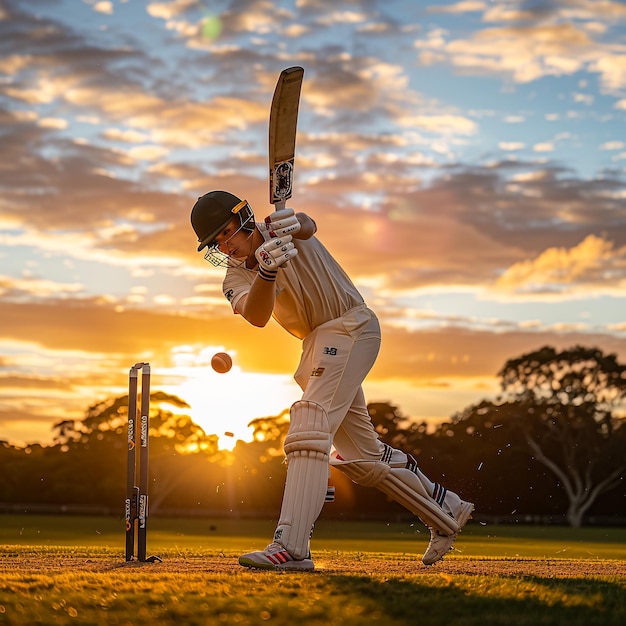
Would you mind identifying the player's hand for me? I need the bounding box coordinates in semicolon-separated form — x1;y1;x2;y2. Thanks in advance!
264;208;301;238
255;234;298;272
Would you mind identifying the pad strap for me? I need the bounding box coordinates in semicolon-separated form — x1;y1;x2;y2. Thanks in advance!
331;453;459;535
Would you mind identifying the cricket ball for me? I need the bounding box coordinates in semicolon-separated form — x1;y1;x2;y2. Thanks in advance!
211;352;232;374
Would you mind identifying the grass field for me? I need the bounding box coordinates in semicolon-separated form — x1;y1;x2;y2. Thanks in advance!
1;515;625;625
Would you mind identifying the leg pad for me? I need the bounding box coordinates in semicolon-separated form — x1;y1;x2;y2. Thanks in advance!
331;454;459;535
273;401;332;559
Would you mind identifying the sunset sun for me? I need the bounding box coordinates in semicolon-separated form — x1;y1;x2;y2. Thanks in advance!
161;346;301;450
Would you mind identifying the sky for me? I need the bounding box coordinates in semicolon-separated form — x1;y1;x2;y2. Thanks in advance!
1;0;625;451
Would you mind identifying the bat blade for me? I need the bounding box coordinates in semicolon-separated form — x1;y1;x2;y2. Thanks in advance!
269;66;304;208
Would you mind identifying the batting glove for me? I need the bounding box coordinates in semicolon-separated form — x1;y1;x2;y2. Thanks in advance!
255;235;298;279
264;208;301;238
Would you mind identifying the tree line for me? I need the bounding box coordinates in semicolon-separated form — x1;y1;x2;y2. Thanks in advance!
2;345;624;527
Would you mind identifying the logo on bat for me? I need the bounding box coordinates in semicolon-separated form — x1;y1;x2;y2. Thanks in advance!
272;161;293;200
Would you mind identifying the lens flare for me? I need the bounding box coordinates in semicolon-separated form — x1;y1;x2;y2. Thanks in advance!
201;14;222;40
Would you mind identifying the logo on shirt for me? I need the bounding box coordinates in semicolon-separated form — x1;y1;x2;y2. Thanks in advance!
323;347;338;356
225;289;234;302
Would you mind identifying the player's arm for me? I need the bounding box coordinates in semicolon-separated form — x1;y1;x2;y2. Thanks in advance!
235;234;297;327
236;277;275;327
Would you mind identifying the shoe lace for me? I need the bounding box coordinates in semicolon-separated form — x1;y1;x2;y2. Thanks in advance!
265;542;287;553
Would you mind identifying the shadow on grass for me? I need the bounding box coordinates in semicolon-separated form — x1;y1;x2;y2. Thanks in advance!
325;574;625;626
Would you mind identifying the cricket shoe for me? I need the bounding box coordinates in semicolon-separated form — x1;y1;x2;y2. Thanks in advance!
422;499;474;566
238;542;314;571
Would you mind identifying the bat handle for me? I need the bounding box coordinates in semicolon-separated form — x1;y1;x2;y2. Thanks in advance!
266;200;287;227
268;198;292;267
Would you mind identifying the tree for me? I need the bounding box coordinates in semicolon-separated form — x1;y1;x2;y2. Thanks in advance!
438;399;564;520
47;392;220;512
368;402;429;452
497;345;626;526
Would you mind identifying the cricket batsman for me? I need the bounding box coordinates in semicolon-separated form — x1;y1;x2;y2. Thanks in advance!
191;191;474;570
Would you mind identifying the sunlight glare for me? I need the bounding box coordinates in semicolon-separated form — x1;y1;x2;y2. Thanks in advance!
161;346;301;450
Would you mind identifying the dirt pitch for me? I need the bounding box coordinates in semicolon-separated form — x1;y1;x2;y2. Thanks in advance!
3;552;625;578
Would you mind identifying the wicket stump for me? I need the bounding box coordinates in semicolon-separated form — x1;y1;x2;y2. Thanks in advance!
125;362;156;562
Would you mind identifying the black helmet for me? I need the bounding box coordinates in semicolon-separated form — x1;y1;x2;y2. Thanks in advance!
191;191;254;252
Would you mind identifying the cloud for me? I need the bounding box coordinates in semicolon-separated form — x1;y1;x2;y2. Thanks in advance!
499;141;525;151
415;9;626;95
147;0;198;20
533;142;555;152
372;324;626;381
302;161;626;296
427;1;487;15
93;2;113;15
0;275;84;298
600;141;625;150
494;234;626;296
397;114;477;135
63;87;268;146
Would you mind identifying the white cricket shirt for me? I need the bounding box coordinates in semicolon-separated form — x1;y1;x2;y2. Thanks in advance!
223;224;364;339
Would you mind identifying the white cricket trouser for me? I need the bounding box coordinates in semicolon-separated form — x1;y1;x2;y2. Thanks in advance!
277;304;462;557
293;304;384;460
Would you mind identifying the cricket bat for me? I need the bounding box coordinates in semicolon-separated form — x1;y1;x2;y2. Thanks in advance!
269;66;304;211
